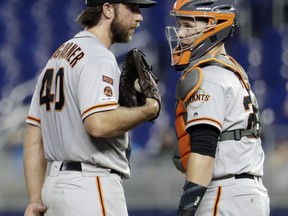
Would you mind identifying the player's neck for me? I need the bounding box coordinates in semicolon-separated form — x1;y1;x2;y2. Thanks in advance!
86;26;113;49
207;43;226;55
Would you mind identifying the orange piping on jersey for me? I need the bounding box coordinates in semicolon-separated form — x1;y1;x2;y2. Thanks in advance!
187;117;222;129
27;116;41;124
96;177;106;216
82;102;118;117
213;186;222;216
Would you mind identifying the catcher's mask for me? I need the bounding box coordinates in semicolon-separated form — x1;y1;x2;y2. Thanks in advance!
166;0;237;71
86;0;157;8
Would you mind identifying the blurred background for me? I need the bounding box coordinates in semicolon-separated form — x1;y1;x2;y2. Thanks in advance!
0;0;288;215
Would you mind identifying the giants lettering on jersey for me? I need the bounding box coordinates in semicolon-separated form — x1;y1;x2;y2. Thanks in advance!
51;42;84;67
188;88;210;109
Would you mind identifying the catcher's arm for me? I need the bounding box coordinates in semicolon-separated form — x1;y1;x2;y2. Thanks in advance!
177;152;213;216
119;48;161;121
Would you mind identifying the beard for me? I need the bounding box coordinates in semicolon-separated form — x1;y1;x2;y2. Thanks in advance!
110;13;133;43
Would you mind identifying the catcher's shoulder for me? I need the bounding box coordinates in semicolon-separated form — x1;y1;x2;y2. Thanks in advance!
176;67;203;103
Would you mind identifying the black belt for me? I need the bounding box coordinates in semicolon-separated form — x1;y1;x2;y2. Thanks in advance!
212;173;256;181
235;173;255;179
59;161;122;177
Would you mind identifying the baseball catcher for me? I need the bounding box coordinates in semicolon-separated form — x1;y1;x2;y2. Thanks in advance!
119;48;161;120
165;0;269;215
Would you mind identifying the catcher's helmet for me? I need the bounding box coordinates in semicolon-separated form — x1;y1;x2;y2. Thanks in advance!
86;0;157;8
166;0;237;70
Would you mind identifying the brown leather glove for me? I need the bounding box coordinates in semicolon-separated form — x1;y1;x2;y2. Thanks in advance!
119;48;161;120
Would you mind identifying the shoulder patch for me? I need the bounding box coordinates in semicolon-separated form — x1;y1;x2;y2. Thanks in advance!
177;67;203;103
104;86;113;96
102;75;113;85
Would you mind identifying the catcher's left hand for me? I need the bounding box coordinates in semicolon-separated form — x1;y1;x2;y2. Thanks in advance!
119;48;161;121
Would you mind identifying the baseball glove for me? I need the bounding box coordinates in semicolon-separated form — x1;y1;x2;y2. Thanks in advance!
119;48;161;119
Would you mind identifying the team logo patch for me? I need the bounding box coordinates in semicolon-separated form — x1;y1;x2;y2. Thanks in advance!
188;88;210;109
102;75;113;85
104;86;113;97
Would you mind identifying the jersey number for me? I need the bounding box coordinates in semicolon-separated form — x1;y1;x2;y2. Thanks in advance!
40;68;65;111
243;95;260;130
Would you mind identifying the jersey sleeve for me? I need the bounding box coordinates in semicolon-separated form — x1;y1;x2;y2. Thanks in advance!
79;56;120;120
185;80;226;132
26;76;42;127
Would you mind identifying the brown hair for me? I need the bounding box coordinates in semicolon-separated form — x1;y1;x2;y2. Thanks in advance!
76;6;103;29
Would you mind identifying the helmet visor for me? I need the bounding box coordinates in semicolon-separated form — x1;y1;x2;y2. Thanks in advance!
166;16;215;65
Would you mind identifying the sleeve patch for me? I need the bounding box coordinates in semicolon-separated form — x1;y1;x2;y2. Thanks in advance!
102;75;113;85
104;86;113;97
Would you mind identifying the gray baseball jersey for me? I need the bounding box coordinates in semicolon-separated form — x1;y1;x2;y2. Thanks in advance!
177;56;269;216
186;64;265;178
26;31;130;178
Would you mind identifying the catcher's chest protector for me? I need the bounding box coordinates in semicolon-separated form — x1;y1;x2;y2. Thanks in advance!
173;54;250;173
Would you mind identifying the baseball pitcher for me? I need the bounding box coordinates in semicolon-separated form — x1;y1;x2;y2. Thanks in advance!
23;1;160;216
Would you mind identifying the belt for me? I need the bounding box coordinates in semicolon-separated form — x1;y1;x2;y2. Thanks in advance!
59;161;122;177
235;173;255;179
212;173;256;181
